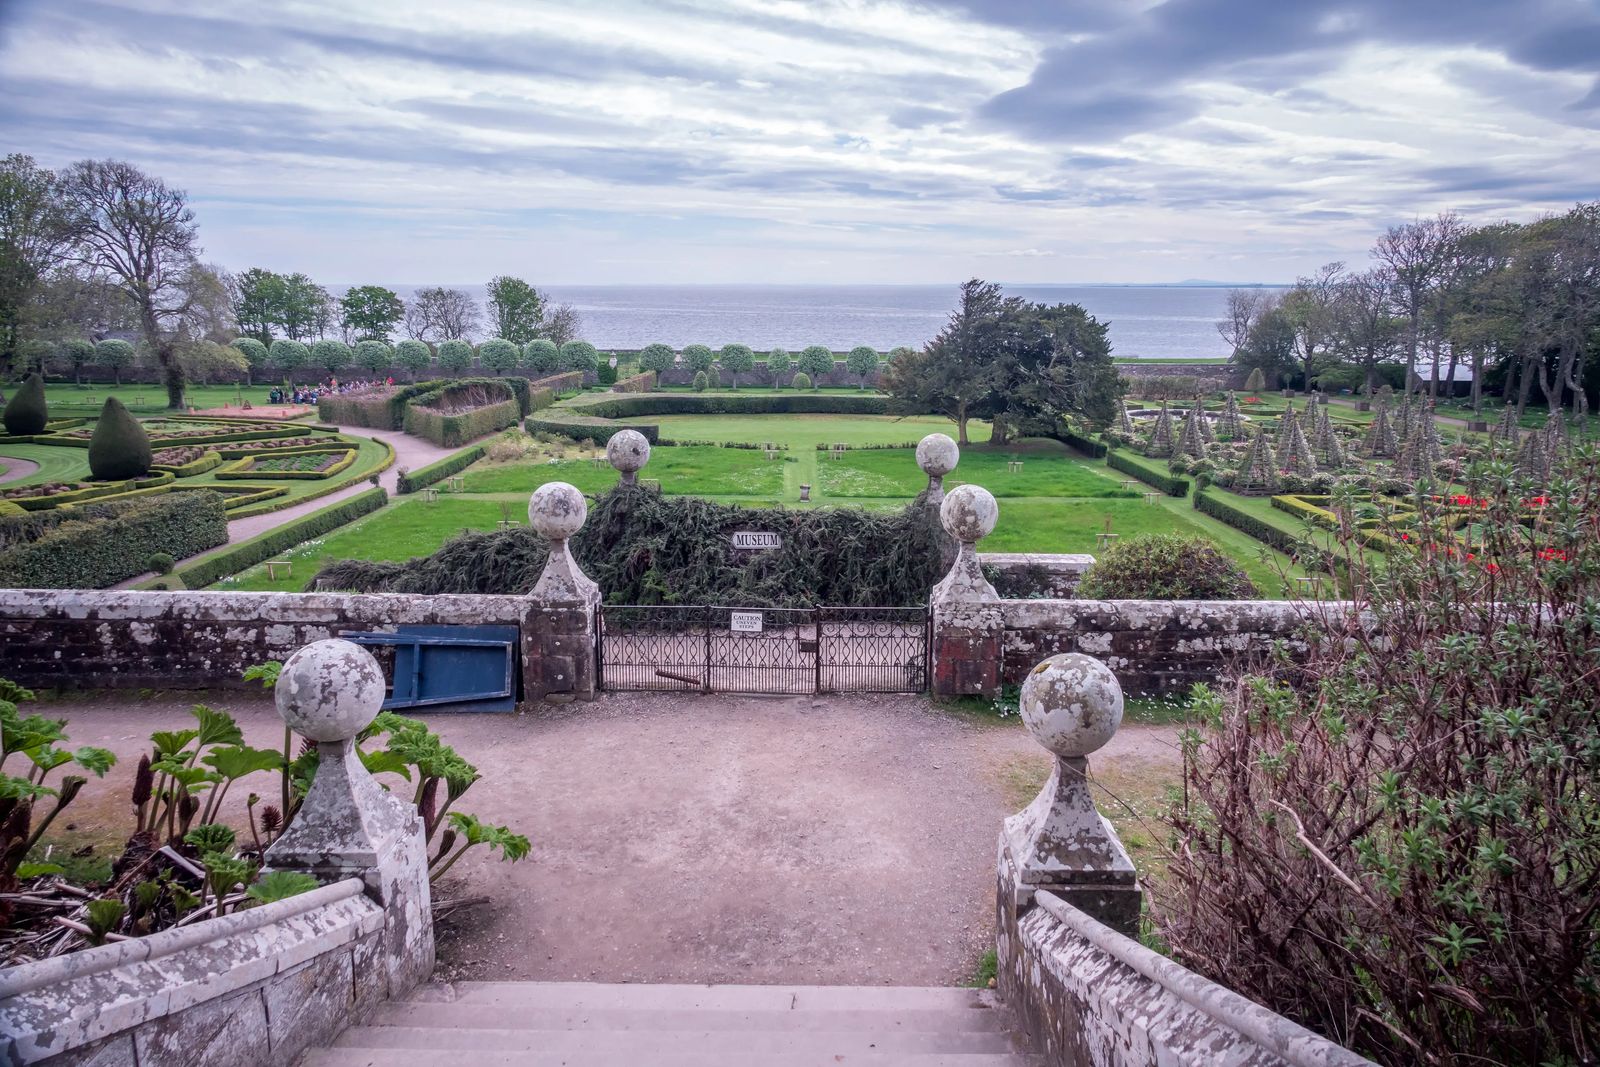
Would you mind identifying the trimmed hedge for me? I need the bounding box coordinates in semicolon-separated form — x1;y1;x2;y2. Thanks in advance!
1271;494;1397;552
530;370;584;395
176;486;388;589
215;448;358;480
318;381;445;429
1055;428;1108;458
153;450;224;477
612;371;657;393
1107;449;1190;497
226;437;394;519
403;380;522;447
170;483;290;511
566;391;890;419
1193;490;1310;557
525;415;659;445
398;444;486;494
9;471;175;511
0;491;229;589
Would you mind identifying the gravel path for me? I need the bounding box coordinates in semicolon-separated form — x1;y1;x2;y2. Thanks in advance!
38;690;1179;987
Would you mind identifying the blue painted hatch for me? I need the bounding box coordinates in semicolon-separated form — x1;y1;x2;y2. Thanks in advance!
339;624;518;713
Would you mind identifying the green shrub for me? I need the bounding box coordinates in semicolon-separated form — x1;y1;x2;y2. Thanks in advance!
394;340;432;379
567;391;888;419
1056;427;1108;458
846;345;878;387
437;339;473;373
692;370;708;392
269;339;310;375
146;551;175;574
1243;367;1266;392
3;373;48;435
765;347;790;385
0;491;228;588
1077;533;1257;599
706;367;721;389
597;360;618;386
799;345;835;380
682;344;714;373
403;380;520;447
397;444;486;494
559;340;598;374
478;338;520;375
522;338;560;373
1193;490;1311;558
176;487;387;589
312;339;352;374
87;398;152;480
524;415;659;445
718;344;753;387
319;379;443;429
231;337;269;380
791;372;813;390
638;343;675;374
353;339;392;374
215;447;357;480
1107;449;1190;496
0;499;25;517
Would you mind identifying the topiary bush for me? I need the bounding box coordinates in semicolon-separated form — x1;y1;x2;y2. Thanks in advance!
478;338;520;375
799;345;835;381
87;397;153;480
766;347;790;387
353;339;392;375
96;339;137;385
682;344;714;374
312;339;352;374
1076;533;1255;599
638;343;676;374
394;340;432;380
2;373;48;435
145;551;175;575
846;345;879;388
437;339;474;374
791;372;812;391
61;338;96;383
231;337;269;384
522;338;559;373
706;366;721;389
596;359;618;386
692;370;709;392
269;339;310;376
559;340;598;375
718;344;753;388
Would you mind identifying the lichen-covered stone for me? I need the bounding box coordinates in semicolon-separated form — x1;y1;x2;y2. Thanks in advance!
915;433;959;477
1019;653;1124;759
274;639;385;742
605;428;651;484
528;481;588;541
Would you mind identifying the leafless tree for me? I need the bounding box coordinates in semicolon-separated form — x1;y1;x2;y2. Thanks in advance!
1331;265;1399;395
1280;262;1344;388
404;286;482;343
1373;212;1464;398
1216;288;1278;360
59;159;202;408
542;302;582;345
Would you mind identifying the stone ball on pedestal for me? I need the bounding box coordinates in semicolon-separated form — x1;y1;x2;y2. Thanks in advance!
528;481;587;540
1018;652;1124;759
939;483;997;543
605;429;651;474
915;433;959;478
274;638;386;742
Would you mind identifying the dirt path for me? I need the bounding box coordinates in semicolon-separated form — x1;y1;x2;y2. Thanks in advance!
0;456;40;485
36;690;1180;987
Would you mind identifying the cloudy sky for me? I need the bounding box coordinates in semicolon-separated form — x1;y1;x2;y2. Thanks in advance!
1;0;1597;285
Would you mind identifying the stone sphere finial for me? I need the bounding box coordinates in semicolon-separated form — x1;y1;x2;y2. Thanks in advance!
275;638;386;742
940;483;997;543
916;433;959;478
1019;653;1124;759
606;429;651;474
528;481;587;540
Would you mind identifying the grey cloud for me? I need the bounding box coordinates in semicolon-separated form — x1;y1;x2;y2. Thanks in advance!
889;106;959;128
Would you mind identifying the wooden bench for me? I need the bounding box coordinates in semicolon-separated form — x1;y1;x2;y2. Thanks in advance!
1007;460;1023;473
447;475;465;492
1143;492;1161;505
265;561;292;580
422;487;440;503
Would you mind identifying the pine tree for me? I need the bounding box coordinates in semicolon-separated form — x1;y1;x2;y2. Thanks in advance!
1145;401;1175;458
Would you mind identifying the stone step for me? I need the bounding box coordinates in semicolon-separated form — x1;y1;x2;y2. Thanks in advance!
332;1025;1018;1055
364;1002;1011;1034
304;1049;1033;1067
410;981;999;1014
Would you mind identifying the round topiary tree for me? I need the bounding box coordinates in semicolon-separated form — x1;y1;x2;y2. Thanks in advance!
61;339;96;384
559;340;599;375
312;339;353;375
846;345;879;389
394;340;432;381
87;397;152;481
478;338;520;375
269;339;310;380
522;338;559;373
706;366;721;389
437;339;474;374
2;372;48;435
791;371;812;391
353;339;392;375
231;337;268;385
96;338;138;385
1077;533;1256;600
718;344;753;389
692;370;709;392
766;347;790;388
638;343;676;375
799;345;835;383
682;344;715;374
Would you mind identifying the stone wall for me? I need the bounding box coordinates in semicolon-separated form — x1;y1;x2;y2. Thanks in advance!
980;553;1094;599
998;599;1314;697
996;884;1374;1067
1117;361;1245;391
0;880;385;1066
654;359;879;389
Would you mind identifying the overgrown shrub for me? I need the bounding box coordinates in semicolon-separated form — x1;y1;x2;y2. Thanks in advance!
1076;533;1256;599
1160;446;1600;1065
0;491;228;588
313;483;945;606
2;373;47;435
87;397;152;480
791;372;813;390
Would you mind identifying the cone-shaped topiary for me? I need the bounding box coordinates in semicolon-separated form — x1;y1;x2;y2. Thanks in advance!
1177;402;1208;460
87;397;152;480
1145;401;1175;457
1236;426;1278;491
2;372;47;435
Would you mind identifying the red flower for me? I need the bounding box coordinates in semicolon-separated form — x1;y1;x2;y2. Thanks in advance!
1484;562;1499;573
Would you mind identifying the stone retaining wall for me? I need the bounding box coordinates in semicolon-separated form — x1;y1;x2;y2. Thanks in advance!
980;553;1094;599
0;880;384;1066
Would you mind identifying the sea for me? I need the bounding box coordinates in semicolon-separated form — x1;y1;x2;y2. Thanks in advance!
384;284;1287;360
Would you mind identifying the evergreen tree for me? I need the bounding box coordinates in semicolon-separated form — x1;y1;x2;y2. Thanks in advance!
2;372;47;434
87;397;151;480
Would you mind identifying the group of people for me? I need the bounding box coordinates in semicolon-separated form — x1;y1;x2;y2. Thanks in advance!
267;377;391;406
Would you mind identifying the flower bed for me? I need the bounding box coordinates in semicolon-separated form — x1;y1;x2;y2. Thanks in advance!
215;448;357;481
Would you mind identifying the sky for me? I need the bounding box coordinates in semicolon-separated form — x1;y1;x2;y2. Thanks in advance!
1;0;1597;286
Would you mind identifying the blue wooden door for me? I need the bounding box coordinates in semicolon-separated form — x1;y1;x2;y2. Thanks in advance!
340;624;518;713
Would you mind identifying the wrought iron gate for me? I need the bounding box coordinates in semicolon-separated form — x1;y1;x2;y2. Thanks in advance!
598;605;927;695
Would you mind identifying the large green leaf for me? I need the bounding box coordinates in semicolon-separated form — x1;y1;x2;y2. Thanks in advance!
0;774;54;801
24;746;73;773
241;661;282;690
3;713;66;757
202;746;285;781
184;823;237;854
151;758;220;791
445;811;532;863
190;705;243;748
150;729;199;757
246;870;320;905
72;746;117;777
358;749;413;780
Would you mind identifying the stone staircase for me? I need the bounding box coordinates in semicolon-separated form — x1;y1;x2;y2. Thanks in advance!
301;981;1040;1066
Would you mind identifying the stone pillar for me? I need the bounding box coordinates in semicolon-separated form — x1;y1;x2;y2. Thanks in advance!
264;639;435;999
916;432;960;571
997;653;1142;1003
523;481;601;702
929;483;1002;698
606;428;650;487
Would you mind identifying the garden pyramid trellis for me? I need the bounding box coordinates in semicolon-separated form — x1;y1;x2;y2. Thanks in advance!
1274;405;1318;477
1145;401;1175;458
1217;392;1244;439
1176;402;1209;461
1234;426;1279;494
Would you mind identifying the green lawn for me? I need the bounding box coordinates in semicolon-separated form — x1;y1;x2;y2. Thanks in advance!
819;446;1139;499
37;383;290;416
618;413;990;449
462;446;787;497
0;443;93;486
